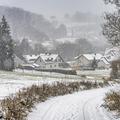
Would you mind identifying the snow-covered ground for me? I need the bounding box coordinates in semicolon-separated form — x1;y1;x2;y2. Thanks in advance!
0;69;102;99
28;85;120;120
15;69;81;80
77;69;111;78
0;69;110;100
0;69;115;120
0;70;68;99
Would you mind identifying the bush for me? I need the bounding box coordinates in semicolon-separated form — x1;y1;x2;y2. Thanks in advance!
35;68;77;75
1;81;105;120
104;91;120;113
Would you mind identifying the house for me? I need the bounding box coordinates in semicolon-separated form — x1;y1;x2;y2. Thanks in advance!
14;55;26;68
23;55;39;64
97;57;110;69
104;47;120;78
67;61;76;69
34;53;70;69
74;53;103;70
104;47;120;62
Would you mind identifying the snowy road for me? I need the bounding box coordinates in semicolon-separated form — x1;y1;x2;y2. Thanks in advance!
28;85;120;120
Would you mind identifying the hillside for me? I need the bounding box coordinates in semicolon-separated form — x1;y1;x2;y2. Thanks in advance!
0;6;109;60
0;6;67;42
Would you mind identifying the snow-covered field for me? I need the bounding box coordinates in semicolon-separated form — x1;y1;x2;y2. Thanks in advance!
0;69;110;100
0;69;115;120
0;70;70;99
0;69;101;99
28;85;120;120
77;69;111;77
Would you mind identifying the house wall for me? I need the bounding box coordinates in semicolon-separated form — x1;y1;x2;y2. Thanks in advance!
74;56;92;70
14;56;25;68
45;63;59;69
97;60;110;69
35;55;68;69
35;57;45;67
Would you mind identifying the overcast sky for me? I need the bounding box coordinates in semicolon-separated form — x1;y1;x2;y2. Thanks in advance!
0;0;114;17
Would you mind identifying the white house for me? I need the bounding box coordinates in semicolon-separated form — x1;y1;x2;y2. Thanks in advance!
35;53;69;69
97;47;120;70
23;55;39;64
104;47;120;78
97;57;110;69
104;47;120;63
14;55;26;68
74;53;103;70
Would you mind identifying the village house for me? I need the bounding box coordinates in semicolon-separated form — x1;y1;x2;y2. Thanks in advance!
14;55;27;68
23;55;39;64
73;53;103;70
97;57;110;69
104;47;120;78
34;53;70;69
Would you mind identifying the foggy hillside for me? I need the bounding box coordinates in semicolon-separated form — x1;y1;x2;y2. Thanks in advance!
0;6;67;42
63;11;108;47
64;11;99;23
53;38;94;60
0;6;109;58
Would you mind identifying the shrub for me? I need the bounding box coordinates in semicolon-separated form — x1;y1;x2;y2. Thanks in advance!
1;81;105;120
104;91;120;113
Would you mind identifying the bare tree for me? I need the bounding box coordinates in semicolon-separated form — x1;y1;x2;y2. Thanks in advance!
103;12;120;46
104;0;120;7
103;0;120;78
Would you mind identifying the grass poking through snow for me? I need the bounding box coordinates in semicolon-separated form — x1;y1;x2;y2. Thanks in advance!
1;81;105;120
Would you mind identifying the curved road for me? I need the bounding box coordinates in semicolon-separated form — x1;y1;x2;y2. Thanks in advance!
28;85;119;120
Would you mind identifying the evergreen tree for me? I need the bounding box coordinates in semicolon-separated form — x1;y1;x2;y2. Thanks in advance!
91;57;98;70
0;16;14;71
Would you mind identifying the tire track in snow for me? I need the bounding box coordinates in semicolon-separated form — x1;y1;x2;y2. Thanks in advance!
82;96;99;120
40;100;58;120
82;95;115;120
28;86;119;120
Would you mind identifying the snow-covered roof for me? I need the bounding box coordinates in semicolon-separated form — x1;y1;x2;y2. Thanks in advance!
75;53;103;61
99;57;110;65
33;63;40;67
84;54;103;60
23;53;62;64
23;55;39;63
74;55;80;60
39;53;59;63
15;54;27;63
104;46;120;62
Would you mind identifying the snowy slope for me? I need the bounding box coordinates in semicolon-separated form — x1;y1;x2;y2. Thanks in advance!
28;85;120;120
